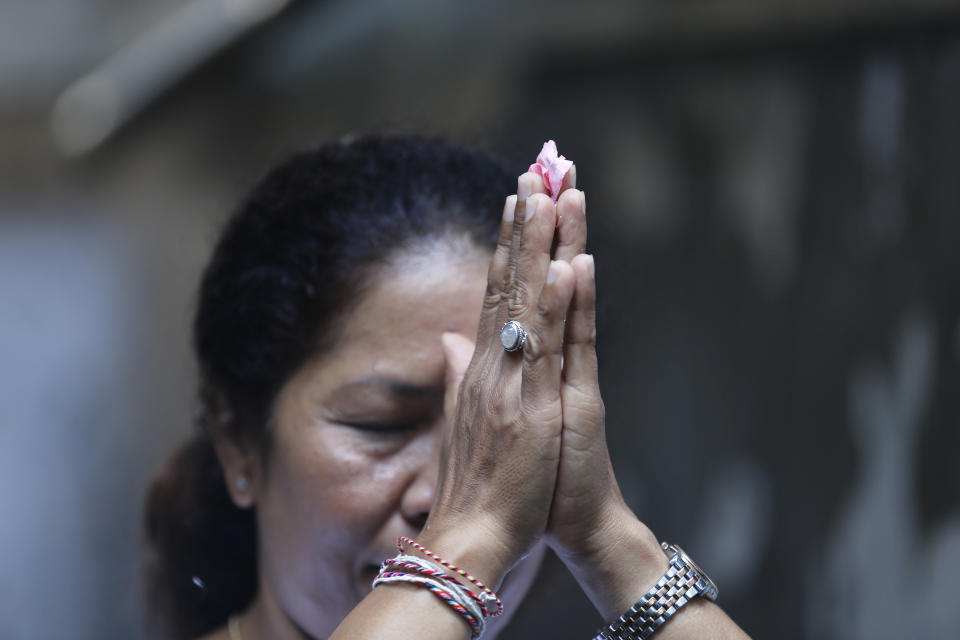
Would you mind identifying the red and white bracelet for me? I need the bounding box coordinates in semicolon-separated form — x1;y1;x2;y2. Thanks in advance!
372;537;505;639
397;536;504;617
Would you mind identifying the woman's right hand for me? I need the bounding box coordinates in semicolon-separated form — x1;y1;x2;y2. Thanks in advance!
417;173;577;586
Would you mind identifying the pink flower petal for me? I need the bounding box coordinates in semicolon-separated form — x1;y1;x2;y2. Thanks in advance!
528;140;573;202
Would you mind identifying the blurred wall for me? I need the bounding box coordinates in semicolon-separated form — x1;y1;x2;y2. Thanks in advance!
1;1;958;638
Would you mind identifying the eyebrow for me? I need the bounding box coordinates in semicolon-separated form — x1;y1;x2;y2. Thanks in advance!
333;376;444;400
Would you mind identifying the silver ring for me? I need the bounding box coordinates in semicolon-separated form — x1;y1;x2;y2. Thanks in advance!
500;320;527;352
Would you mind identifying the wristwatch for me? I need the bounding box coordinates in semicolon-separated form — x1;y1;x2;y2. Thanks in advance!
591;542;719;640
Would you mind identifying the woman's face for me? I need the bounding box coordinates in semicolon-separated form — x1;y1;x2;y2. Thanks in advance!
247;240;544;638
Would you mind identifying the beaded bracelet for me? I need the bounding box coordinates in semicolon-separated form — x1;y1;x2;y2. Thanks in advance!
397;536;504;617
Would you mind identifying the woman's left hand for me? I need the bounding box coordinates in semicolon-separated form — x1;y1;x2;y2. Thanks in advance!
537;174;672;623
531;179;633;560
544;176;751;640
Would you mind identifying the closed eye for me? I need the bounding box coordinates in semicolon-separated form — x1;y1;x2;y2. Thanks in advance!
340;421;420;434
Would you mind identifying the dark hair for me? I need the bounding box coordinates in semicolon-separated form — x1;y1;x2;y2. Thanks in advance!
143;134;513;639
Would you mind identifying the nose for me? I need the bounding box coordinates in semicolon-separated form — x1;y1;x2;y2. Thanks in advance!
399;423;442;531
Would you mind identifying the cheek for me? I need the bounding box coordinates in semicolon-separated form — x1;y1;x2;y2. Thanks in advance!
261;425;412;549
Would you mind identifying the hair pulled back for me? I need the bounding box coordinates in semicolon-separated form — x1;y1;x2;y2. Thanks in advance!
144;134;513;639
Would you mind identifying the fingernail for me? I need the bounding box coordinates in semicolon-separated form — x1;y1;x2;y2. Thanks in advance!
503;195;516;222
546;260;560;285
580;191;586;216
525;196;539;220
585;254;595;279
517;175;533;201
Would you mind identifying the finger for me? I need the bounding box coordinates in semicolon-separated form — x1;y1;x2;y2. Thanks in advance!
523;170;549;198
562;254;598;392
477;195;517;346
441;331;476;419
501;172;548;309
554;188;586;264
521;259;576;409
560;163;577;193
503;193;559;333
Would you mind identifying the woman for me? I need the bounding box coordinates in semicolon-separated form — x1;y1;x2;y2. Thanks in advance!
145;135;749;640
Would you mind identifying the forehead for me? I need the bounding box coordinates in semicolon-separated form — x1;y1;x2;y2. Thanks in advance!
317;241;490;384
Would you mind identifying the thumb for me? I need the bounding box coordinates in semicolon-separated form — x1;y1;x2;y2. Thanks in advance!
441;331;475;419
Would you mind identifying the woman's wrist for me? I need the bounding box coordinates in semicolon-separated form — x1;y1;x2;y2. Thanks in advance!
415;515;518;591
554;501;669;621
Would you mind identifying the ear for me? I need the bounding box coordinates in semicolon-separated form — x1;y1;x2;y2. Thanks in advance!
212;434;261;509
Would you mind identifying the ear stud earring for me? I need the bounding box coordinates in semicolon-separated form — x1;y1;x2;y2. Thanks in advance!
235;475;248;492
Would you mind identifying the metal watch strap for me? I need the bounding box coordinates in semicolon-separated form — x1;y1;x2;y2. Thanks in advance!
591;543;718;640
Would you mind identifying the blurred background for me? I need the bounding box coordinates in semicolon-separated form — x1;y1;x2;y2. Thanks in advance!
2;0;959;638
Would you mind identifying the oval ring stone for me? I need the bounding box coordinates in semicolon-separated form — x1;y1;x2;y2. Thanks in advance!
500;320;524;352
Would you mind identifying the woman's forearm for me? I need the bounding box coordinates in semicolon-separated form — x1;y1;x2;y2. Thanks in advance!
557;503;751;640
330;585;471;640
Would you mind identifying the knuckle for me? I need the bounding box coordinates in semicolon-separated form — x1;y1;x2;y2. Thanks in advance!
482;288;502;314
573;325;597;346
487;253;508;281
483;400;513;433
519;402;561;428
537;291;563;319
489;394;509;418
512;205;529;228
524;326;560;359
502;259;516;283
565;387;604;422
564;382;600;408
462;376;486;406
507;284;532;317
